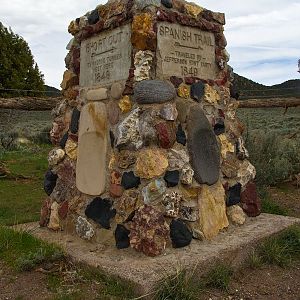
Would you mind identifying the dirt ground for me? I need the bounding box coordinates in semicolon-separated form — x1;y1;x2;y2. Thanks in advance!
0;261;53;300
1;185;300;300
269;183;300;218
205;261;300;300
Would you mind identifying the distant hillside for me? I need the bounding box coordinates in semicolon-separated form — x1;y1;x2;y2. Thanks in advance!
44;85;61;97
233;73;300;99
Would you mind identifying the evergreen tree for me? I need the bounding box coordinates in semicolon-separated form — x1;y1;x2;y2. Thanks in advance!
0;22;45;97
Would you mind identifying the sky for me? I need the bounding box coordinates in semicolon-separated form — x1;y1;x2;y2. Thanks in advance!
0;0;299;88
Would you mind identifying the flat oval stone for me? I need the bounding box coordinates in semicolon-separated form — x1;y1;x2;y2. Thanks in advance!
187;105;220;185
76;102;108;196
86;88;108;101
134;80;176;104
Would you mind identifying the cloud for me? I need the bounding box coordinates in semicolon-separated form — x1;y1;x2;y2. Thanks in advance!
0;0;299;87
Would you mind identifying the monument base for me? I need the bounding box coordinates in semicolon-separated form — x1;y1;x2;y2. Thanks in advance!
14;214;300;296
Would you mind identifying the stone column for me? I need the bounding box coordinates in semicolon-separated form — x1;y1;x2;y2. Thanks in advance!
41;0;261;257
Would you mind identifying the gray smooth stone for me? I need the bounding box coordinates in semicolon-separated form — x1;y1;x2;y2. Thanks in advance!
187;105;220;185
134;80;176;104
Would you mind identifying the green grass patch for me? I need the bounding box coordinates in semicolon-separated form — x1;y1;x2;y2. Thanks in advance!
0;180;45;225
261;197;288;216
46;264;136;300
202;264;233;291
257;186;288;216
1;144;51;179
0;144;51;225
154;268;200;300
0;226;64;271
249;225;300;268
79;266;135;299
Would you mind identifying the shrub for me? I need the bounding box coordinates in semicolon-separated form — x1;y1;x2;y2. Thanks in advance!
248;225;300;268
246;132;300;187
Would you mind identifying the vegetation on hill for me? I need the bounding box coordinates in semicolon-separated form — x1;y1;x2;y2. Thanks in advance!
44;85;61;97
233;73;300;99
0;22;45;97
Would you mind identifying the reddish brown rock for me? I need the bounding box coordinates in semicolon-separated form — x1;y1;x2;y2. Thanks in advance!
110;171;124;198
50;120;65;146
40;198;52;227
130;205;170;257
170;76;183;88
155;122;176;149
110;184;124;198
241;182;261;217
58;201;69;220
107;100;120;125
111;170;122;185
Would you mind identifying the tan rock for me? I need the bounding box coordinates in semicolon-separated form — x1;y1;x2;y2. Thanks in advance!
60;70;78;90
221;157;240;178
180;185;200;200
76;102;108;196
204;84;220;104
134;50;154;82
86;88;108;101
118;150;136;169
184;3;203;17
218;134;235;159
48;202;60;231
68;20;79;35
118;96;132;113
111;82;124;99
115;190;142;223
198;181;229;240
48;148;65;166
227;205;246;225
135;148;168;179
65;139;77;160
238;160;256;187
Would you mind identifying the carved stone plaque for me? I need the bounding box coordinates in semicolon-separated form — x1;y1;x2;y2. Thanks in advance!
157;22;217;80
80;24;132;87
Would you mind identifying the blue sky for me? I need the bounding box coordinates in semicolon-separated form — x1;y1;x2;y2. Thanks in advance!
0;0;299;88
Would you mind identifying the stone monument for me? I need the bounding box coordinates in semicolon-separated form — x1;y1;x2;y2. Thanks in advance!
41;0;261;257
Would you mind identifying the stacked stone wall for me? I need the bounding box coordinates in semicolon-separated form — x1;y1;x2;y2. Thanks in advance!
41;0;261;257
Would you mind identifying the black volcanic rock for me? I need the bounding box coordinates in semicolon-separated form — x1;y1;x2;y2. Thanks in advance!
85;197;116;229
161;0;173;8
70;108;80;134
115;224;130;249
176;124;187;145
226;183;242;207
214;119;225;135
88;9;100;25
59;132;69;149
134;80;176;104
170;219;193;248
44;170;58;196
187;105;220;185
121;171;141;190
164;170;180;187
190;81;205;101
